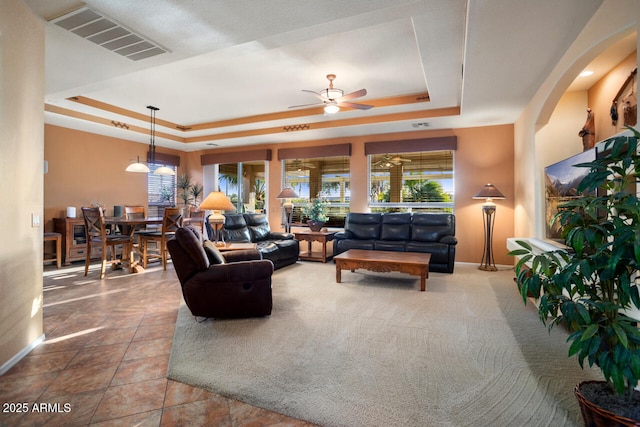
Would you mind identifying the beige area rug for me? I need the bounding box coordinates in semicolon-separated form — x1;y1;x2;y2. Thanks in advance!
167;262;602;427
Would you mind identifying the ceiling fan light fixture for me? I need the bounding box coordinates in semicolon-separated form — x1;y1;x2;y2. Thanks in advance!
319;88;343;100
289;74;372;112
324;103;340;114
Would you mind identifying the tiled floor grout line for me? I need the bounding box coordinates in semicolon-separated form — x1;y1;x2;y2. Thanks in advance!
0;262;315;427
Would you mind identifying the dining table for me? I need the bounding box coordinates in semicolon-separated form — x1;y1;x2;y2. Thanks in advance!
103;215;197;271
104;216;164;271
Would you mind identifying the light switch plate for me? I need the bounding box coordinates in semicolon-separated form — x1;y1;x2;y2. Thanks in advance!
32;213;40;227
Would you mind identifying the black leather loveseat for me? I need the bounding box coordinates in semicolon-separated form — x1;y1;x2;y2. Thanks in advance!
333;212;457;273
207;213;299;270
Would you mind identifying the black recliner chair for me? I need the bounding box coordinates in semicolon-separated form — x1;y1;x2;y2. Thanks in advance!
167;226;273;318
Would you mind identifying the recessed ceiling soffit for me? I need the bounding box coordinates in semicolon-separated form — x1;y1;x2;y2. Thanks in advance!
45;91;452;145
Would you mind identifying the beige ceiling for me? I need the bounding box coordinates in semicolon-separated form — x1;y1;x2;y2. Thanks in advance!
25;0;627;152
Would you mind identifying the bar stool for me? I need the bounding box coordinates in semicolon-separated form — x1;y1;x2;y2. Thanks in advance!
43;232;62;269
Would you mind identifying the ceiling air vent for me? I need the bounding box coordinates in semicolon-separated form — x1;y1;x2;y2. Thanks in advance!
49;7;168;61
411;122;430;128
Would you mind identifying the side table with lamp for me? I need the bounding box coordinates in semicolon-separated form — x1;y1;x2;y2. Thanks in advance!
199;191;236;246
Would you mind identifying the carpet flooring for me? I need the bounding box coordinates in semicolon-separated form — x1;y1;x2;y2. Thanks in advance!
167;262;603;427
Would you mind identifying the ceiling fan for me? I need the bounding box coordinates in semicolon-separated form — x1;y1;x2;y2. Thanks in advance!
289;159;316;171
289;74;373;114
374;155;412;168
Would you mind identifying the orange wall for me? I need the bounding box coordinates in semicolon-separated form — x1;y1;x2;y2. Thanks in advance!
43;125;187;229
190;124;515;265
44;123;515;266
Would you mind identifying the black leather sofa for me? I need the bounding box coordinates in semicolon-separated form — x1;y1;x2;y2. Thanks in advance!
207;213;299;270
333;212;457;273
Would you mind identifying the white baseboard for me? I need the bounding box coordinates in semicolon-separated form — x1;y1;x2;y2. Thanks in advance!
0;334;45;375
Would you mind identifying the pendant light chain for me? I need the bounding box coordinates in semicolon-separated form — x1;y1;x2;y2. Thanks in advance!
147;105;159;165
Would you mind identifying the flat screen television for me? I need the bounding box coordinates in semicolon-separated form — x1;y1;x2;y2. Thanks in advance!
544;148;596;243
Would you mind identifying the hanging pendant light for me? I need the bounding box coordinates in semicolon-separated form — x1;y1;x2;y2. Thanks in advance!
147;106;176;176
154;165;175;176
125;155;150;173
126;106;176;175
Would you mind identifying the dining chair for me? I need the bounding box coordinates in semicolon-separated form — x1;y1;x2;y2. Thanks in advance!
124;205;147;258
187;207;205;234
81;207;133;279
125;205;145;219
138;207;183;270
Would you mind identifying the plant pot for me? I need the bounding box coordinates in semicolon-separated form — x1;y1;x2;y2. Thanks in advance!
307;220;325;232
574;381;640;427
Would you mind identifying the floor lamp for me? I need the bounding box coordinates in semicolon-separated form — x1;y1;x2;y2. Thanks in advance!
277;187;299;233
199;191;236;246
473;183;505;271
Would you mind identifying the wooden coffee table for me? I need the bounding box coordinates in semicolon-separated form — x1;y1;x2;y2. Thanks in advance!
334;249;431;291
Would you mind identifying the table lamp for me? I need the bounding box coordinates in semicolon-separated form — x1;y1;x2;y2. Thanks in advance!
277;187;299;233
472;183;505;271
199;191;236;246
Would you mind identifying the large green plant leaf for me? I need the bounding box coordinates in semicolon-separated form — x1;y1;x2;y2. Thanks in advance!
510;128;640;397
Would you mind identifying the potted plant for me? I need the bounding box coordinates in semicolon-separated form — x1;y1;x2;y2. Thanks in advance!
509;129;640;425
176;173;193;211
189;182;203;208
303;195;329;232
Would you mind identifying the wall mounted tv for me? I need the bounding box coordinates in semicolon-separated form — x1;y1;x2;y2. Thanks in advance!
544;147;596;242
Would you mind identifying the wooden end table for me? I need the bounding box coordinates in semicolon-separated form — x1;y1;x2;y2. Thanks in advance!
334;249;431;291
217;242;257;252
294;230;337;263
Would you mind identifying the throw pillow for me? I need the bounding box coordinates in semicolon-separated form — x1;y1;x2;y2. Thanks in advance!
203;240;226;265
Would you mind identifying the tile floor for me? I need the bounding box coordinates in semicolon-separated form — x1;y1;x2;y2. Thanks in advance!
0;262;316;427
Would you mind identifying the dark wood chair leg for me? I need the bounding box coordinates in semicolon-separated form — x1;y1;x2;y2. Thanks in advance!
84;242;91;276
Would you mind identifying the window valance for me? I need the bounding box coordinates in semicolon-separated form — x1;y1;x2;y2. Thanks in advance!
147;151;180;166
278;143;351;160
201;149;272;165
364;136;457;155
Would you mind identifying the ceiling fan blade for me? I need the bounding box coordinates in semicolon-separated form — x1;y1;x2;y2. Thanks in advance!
288;102;323;109
392;156;411;162
302;90;326;101
340;88;367;101
339;101;373;110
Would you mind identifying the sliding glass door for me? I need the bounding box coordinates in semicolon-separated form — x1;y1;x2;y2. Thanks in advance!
204;160;266;213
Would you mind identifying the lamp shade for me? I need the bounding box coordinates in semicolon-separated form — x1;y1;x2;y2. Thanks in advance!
125;157;150;173
277;187;299;199
199;191;236;211
472;183;505;200
153;165;175;176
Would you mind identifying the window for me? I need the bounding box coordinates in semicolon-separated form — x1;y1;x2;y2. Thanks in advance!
282;156;350;226
218;161;266;212
369;150;454;213
147;163;177;217
201;149;271;214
